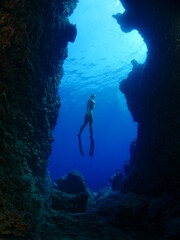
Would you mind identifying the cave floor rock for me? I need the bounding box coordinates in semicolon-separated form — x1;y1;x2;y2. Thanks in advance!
44;182;179;240
39;210;134;240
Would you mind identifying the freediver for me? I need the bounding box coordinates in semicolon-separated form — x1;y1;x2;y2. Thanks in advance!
78;94;96;157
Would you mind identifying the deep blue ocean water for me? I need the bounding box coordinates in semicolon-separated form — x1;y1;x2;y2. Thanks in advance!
48;0;147;191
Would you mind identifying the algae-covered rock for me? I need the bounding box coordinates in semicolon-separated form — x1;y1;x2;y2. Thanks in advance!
0;0;78;237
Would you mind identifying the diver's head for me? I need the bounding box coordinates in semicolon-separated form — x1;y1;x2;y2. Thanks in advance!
90;94;96;99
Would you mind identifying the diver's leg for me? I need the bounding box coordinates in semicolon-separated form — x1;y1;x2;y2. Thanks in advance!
89;115;93;139
78;134;84;156
78;116;88;137
89;115;94;157
78;116;88;156
89;137;94;157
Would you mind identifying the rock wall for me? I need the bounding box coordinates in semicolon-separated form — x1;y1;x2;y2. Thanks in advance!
116;0;180;196
0;0;77;237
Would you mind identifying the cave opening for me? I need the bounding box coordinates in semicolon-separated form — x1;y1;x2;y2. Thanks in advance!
48;0;147;191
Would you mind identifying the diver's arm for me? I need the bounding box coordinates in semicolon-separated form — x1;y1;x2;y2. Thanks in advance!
91;99;95;110
86;98;95;115
92;99;95;106
90;99;95;114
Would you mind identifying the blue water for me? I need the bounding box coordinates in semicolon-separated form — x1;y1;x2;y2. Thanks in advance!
48;0;147;191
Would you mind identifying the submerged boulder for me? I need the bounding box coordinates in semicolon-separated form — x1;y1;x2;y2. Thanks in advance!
56;170;89;193
51;189;88;213
56;171;96;207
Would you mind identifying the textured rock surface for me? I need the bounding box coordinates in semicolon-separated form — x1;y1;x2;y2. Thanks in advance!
0;0;77;238
95;187;180;239
112;1;180;238
51;189;88;213
40;210;134;240
115;0;180;196
56;170;96;206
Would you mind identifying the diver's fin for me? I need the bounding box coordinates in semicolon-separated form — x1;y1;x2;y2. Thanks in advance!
78;134;84;156
89;137;94;157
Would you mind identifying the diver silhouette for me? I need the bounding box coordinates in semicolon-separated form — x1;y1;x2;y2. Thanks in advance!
78;94;96;157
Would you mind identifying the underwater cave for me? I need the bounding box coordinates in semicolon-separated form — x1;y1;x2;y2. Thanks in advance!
0;0;179;239
48;0;147;190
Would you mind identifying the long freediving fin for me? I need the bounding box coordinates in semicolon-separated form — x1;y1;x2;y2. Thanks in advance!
89;137;94;157
78;134;84;156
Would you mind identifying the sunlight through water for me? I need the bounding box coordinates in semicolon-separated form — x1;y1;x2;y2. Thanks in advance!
48;0;147;190
60;0;147;104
